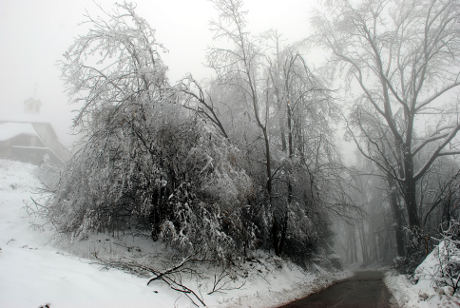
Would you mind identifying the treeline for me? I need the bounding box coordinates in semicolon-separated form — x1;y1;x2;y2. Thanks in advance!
46;0;460;276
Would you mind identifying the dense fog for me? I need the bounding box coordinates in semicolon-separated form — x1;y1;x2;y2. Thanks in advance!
1;0;459;306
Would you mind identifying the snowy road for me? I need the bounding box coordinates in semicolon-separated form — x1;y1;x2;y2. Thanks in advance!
279;271;395;308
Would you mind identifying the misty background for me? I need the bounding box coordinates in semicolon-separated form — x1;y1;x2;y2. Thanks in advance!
0;0;459;306
0;0;315;148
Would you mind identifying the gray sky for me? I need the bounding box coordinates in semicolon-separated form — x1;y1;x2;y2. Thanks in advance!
0;0;314;146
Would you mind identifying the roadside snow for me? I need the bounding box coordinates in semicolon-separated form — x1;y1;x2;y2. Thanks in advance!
384;242;460;308
0;159;348;307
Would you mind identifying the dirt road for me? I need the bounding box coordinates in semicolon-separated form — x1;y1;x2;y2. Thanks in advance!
279;271;395;308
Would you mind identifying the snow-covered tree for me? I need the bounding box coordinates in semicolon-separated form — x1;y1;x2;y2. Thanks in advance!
48;2;257;263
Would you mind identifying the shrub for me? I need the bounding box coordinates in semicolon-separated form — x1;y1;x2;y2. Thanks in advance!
46;103;256;263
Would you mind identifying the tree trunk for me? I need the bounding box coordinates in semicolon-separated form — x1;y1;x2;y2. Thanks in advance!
441;189;452;230
280;125;287;152
358;220;368;264
404;176;420;228
401;151;420;228
388;179;406;257
262;128;272;201
287;102;293;158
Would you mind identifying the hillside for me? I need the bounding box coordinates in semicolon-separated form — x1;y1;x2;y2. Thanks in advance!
0;159;347;307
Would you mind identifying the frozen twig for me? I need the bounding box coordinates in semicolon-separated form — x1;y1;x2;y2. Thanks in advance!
93;253;206;306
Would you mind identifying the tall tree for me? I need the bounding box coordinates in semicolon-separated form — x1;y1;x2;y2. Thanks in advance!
315;0;460;228
208;0;350;257
208;0;273;201
347;104;408;255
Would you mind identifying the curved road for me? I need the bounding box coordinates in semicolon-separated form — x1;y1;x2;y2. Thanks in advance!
279;271;395;308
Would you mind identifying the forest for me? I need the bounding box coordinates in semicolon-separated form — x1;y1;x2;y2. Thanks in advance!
36;0;460;303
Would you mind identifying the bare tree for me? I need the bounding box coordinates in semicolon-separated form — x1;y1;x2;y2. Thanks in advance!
209;0;273;201
60;2;169;129
315;0;460;228
346;105;409;255
267;42;333;163
179;75;229;139
208;0;347;258
263;34;340;253
421;159;460;229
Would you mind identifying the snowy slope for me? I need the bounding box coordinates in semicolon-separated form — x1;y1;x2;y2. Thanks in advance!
384;243;460;308
0;159;348;307
0;160;182;307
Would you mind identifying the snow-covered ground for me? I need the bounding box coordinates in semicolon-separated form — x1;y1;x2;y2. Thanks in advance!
384;243;460;308
0;159;348;307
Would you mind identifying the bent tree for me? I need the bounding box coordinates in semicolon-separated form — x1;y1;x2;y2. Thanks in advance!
315;0;460;228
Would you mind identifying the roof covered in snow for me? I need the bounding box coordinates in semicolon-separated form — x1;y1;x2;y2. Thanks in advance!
0;117;71;163
0;114;53;125
0;122;38;141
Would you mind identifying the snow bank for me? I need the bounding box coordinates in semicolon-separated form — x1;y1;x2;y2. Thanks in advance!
0;246;176;308
54;230;349;308
0;160;184;307
384;242;460;308
0;159;348;307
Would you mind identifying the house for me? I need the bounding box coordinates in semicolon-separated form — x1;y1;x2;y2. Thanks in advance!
0;98;71;165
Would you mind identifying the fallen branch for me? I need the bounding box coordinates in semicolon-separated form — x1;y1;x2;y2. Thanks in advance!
93;253;206;307
208;267;246;295
146;255;192;285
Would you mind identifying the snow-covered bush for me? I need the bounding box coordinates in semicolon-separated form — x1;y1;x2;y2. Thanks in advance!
152;113;257;261
395;226;435;274
47;102;257;263
269;158;332;266
409;220;460;296
435;221;460;294
45;2;258;264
